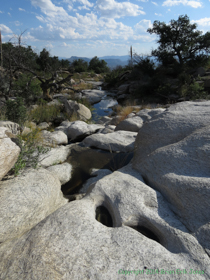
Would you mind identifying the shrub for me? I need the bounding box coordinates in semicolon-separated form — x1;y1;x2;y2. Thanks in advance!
11;128;50;176
5;97;27;126
29;102;61;123
13;73;42;103
179;81;207;100
133;55;155;77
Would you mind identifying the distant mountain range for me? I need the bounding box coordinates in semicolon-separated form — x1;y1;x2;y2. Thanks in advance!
67;55;131;69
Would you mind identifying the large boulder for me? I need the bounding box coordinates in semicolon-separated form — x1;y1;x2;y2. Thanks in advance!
0;121;20;134
132;101;210;254
54;120;72;135
55;96;92;121
114;108;166;133
83;130;137;152
66;121;104;141
65;100;92;121
38;144;73;167
46;162;72;185
115;116;143;132
0;164;209;279
37;122;50;130
135;108;166;122
0;127;20;180
41;130;68;146
0;168;67;243
81;89;106;104
133;101;210;161
117;84;130;95
133;125;210;248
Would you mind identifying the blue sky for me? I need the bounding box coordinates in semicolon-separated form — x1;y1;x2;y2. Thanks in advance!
1;0;210;58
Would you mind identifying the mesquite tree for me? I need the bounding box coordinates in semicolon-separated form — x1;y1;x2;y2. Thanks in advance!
147;15;210;68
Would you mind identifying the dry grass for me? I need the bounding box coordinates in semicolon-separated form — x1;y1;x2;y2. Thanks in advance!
114;100;141;122
118;106;135;121
72;83;93;91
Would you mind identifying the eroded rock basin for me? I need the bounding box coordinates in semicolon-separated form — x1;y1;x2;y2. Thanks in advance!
62;144;133;195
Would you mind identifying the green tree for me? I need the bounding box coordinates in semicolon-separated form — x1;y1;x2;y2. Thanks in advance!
71;59;88;72
88;56;109;73
36;48;60;72
147;15;210;68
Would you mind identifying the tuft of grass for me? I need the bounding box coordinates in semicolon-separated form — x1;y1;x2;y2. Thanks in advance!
118;106;134;121
114;100;141;122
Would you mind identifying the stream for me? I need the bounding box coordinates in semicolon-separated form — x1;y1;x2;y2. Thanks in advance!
61;84;133;196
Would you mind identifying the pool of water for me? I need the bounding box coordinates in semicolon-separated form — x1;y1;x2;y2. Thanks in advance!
62;145;133;195
92;94;118;122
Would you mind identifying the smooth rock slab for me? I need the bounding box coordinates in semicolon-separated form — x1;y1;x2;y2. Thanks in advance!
133;101;210;257
0;164;209;279
0;168;67;243
79;168;112;193
135;125;210;236
83;130;137;152
134;101;210;161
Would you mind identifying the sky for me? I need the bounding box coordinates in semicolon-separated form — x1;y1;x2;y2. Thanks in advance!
1;0;210;59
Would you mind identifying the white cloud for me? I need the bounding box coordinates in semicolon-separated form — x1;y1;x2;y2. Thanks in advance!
19;8;26;12
73;0;94;7
155;13;162;16
137;0;148;2
0;24;13;33
152;1;158;6
8;12;11;16
31;0;69;19
62;0;72;3
192;17;210;26
45;43;54;49
162;0;202;8
68;4;73;10
29;0;154;50
36;15;46;22
95;0;145;18
78;5;90;10
0;11;3;13
15;21;22;26
135;19;152;33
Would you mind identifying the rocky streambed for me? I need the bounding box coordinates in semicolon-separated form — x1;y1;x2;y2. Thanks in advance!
0;100;210;279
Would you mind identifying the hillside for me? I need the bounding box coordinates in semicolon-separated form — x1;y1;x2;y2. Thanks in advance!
68;55;130;69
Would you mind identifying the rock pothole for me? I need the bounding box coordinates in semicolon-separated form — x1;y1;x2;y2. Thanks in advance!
95;205;113;227
130;225;161;244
